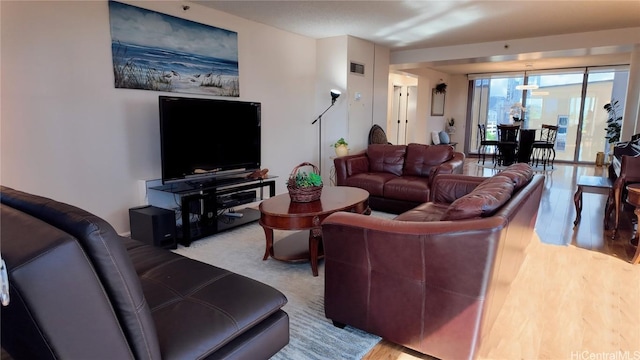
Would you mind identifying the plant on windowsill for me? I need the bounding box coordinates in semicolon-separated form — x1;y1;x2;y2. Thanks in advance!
330;137;349;157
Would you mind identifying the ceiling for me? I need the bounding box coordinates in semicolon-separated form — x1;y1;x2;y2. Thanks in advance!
194;1;640;75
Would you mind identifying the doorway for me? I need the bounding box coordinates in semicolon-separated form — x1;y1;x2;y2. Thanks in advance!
389;85;417;145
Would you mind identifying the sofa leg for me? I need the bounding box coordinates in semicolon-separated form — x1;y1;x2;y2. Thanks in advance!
332;320;346;329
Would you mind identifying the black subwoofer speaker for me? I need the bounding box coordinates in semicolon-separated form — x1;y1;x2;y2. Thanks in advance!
129;205;176;249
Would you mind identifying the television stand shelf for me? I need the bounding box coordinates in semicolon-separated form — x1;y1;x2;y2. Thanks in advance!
150;175;276;246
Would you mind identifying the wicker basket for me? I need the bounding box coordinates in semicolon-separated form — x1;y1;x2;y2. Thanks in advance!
287;162;323;203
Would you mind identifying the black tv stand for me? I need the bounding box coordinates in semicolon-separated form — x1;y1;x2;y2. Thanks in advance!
150;175;276;246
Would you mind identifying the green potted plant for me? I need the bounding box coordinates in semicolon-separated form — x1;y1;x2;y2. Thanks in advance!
435;82;447;94
330;137;349;157
604;100;622;144
287;162;323;202
294;171;323;188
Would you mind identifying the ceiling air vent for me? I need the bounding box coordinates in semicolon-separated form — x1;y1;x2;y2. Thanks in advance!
350;62;365;75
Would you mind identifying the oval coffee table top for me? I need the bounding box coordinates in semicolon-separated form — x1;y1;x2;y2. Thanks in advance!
259;186;369;217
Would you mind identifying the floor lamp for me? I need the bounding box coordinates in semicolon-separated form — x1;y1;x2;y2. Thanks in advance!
311;89;341;174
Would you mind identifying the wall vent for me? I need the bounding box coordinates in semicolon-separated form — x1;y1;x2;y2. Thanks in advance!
350;62;365;75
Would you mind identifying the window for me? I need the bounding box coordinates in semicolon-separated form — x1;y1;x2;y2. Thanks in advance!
468;66;629;163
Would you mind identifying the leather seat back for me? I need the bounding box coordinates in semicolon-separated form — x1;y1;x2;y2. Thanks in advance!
403;143;454;177
1;205;136;359
367;144;407;176
0;186;161;359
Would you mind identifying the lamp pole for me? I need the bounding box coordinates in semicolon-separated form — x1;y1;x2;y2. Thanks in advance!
311;90;340;175
311;102;336;175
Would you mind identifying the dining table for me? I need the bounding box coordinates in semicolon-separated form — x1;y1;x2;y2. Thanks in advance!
495;125;537;166
517;128;537;163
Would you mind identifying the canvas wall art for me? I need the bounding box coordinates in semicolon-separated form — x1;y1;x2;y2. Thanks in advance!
108;1;239;97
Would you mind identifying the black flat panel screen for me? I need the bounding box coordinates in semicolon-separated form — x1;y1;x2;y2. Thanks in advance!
159;96;261;183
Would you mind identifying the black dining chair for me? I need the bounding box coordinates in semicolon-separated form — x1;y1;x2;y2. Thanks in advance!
530;124;559;170
477;124;498;165
495;124;520;167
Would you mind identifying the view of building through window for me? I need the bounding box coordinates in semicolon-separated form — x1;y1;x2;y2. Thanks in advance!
468;67;629;163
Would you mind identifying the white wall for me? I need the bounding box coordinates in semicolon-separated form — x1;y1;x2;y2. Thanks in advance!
445;74;469;149
315;35;389;181
372;45;391;131
1;1;317;232
316;36;348;181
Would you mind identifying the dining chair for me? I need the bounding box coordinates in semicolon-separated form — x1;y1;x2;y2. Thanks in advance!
368;124;392;145
530;124;559;170
477;124;498;165
495;124;520;166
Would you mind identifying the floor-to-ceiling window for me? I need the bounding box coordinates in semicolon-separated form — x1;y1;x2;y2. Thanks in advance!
469;74;524;150
468;66;629;163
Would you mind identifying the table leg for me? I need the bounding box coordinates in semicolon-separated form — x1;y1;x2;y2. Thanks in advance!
262;226;274;261
309;228;322;277
573;185;583;226
633;208;640;265
604;189;614;230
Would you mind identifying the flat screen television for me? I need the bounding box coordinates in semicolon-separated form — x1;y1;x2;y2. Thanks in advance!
159;96;261;184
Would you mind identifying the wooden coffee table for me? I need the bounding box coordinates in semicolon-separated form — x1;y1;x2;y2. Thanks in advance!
259;186;370;276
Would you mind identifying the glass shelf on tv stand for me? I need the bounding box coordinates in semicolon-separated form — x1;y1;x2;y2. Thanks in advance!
150;174;277;246
150;174;277;196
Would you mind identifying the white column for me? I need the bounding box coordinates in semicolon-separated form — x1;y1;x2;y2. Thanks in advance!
622;43;640;140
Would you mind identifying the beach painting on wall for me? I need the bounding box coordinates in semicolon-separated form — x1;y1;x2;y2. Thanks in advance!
108;1;239;96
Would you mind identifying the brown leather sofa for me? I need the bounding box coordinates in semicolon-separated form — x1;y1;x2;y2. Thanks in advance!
0;186;289;360
334;143;465;214
322;163;544;360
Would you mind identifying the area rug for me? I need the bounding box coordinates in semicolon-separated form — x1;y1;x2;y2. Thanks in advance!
172;217;383;360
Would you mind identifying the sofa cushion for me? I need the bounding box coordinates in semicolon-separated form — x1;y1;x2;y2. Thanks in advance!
438;131;450;144
431;131;440;145
124;238;288;359
383;176;430;203
442;175;515;220
345;172;398;197
367;144;407;176
403;143;454;177
394;202;449;222
498;163;534;191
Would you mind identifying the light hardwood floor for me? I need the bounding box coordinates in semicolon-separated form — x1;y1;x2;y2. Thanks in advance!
362;159;640;360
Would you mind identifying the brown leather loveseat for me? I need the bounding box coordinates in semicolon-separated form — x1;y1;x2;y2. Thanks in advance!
0;186;289;359
322;163;544;359
334;143;464;213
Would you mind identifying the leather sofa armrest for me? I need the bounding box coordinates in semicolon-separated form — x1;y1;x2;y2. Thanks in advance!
428;152;465;184
334;151;368;185
430;174;486;203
